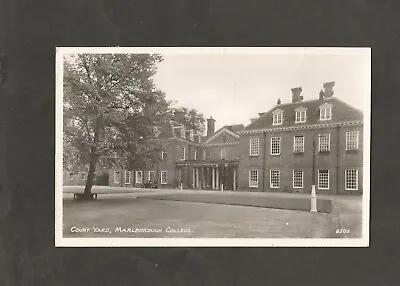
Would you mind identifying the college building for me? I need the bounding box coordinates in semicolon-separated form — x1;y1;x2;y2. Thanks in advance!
64;81;364;194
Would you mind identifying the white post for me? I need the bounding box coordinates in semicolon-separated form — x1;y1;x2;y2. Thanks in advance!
180;182;183;190
221;184;224;192
233;168;236;191
311;185;317;212
216;167;219;190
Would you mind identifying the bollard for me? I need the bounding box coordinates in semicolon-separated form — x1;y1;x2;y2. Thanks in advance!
221;184;224;192
310;185;317;212
180;183;183;190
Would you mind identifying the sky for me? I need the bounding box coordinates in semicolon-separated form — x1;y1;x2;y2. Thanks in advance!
153;49;370;131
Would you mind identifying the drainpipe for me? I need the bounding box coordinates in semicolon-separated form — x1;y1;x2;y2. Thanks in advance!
336;126;340;195
311;132;317;212
262;131;267;192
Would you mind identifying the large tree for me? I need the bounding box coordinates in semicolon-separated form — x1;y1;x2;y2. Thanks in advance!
63;53;170;195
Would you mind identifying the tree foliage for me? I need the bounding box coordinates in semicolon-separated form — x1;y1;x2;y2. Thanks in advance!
63;53;170;193
171;107;205;134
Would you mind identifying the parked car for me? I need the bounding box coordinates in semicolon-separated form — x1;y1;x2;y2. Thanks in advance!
141;181;158;189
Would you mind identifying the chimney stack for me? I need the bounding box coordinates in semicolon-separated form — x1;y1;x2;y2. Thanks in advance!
323;81;335;98
173;110;186;124
206;116;215;137
291;87;303;103
277;98;281;105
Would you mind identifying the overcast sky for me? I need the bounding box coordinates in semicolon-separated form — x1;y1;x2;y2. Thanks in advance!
153;49;370;130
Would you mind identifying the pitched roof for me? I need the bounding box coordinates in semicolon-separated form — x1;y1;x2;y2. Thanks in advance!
243;97;363;131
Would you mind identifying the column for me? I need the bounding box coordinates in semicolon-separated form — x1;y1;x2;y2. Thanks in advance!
233;167;237;191
211;167;215;190
216;166;219;190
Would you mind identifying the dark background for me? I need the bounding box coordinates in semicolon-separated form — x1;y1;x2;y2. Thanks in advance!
0;0;398;285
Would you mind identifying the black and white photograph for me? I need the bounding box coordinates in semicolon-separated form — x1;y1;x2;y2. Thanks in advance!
56;47;370;247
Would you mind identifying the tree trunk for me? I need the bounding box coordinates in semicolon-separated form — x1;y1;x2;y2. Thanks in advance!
84;116;102;195
84;152;98;194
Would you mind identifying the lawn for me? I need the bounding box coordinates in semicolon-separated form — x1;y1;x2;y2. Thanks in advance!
63;193;335;238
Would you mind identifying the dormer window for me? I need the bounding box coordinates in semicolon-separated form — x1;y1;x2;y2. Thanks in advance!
180;127;185;138
319;103;332;121
189;130;194;141
295;107;307;123
272;109;283;125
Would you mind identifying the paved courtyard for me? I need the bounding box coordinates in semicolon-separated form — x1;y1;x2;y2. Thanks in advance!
62;186;363;238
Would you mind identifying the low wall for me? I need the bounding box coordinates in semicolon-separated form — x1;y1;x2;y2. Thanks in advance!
141;193;332;213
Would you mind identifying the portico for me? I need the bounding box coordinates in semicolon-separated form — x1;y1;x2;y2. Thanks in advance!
175;160;239;191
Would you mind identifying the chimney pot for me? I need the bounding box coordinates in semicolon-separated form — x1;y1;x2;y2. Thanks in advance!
277;98;281;105
291;87;303;103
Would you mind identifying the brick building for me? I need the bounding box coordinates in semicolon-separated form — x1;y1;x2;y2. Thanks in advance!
65;81;364;195
237;82;363;194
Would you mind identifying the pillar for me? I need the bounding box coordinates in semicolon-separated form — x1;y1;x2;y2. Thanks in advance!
211;167;215;190
216;166;219;190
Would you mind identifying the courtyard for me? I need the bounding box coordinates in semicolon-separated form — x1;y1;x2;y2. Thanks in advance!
62;186;363;239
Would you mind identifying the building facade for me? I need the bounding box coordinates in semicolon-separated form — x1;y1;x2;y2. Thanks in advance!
65;81;364;195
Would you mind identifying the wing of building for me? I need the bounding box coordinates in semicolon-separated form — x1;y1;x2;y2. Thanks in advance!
64;81;364;194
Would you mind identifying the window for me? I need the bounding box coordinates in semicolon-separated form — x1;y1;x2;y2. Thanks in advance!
81;173;86;181
161;171;168;184
161;150;167;160
249;170;258;187
346;131;359;150
293;170;303;188
194;149;197;160
345;169;358;190
272;113;283;125
114;171;120;184
271;137;281;155
293;135;304;153
318;170;329;189
69;172;74;181
189;130;194;141
148;171;155;182
295;110;307;123
124;171;130;184
249;138;259;156
181;147;186;160
318;134;330;152
203;149;209;160
220;148;228;160
135;171;143;184
319;105;332;121
180;127;185;138
270;170;280;188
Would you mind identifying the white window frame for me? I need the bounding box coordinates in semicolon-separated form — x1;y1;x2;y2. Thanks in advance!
124;171;131;184
161;150;167;160
270;170;280;188
189;130;194;141
249;138;260;156
160;171;168;185
293;135;304;153
345;169;358;190
272;113;283;125
249;170;259;188
81;173;86;181
135;171;143;184
203;149;207;160
148;171;155;182
194;149;197;160
271;137;281;155
318;134;331;152
346;131;359;150
319;107;332;121
293;170;303;188
295;109;307;123
318;170;330;190
181;147;186;161
180;127;185;138
114;171;120;184
69;172;74;181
